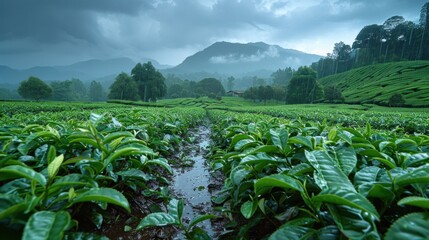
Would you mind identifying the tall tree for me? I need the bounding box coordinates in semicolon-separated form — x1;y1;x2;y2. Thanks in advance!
419;2;429;59
271;67;293;86
70;78;87;101
108;72;139;101
18;76;52;101
132;62;167;102
286;67;323;104
50;80;74;101
195;78;225;96
89;81;105;101
226;76;235;91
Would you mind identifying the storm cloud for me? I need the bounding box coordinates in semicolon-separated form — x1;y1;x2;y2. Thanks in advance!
0;0;426;68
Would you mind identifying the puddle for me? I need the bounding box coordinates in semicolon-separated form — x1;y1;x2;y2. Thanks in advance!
172;126;215;239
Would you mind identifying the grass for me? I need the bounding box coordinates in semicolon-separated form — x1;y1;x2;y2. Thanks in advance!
318;61;429;107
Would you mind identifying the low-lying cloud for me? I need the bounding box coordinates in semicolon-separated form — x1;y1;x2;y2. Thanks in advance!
210;46;280;64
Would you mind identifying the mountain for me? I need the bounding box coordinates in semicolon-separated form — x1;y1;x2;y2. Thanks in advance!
0;57;170;89
164;41;321;78
318;61;429;107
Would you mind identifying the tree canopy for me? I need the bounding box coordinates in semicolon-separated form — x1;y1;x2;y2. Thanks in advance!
312;2;429;79
195;78;225;97
89;81;105;101
286;67;323;104
18;76;52;101
132;62;167;102
108;72;139;101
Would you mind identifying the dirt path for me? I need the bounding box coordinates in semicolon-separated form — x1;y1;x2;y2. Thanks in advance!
171;124;216;239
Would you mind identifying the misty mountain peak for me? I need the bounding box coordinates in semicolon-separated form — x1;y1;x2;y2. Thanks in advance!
168;41;321;76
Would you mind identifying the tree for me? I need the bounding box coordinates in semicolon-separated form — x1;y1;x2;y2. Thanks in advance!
226;76;235;91
18;76;52;101
108;72;139;101
324;85;344;103
70;78;87;101
271;67;293;86
419;2;429;59
50;80;73;101
132;62;167;102
286;67;323;104
195;78;225;97
388;93;406;107
89;81;105;101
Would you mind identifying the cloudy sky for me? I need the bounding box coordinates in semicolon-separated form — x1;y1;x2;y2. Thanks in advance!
0;0;426;69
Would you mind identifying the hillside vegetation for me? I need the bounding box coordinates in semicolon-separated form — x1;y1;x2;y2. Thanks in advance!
318;61;429;107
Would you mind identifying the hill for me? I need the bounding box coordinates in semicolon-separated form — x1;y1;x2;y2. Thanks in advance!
164;41;321;79
0;57;169;89
318;61;429;107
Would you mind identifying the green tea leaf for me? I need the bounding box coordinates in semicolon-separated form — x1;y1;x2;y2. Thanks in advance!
305;150;353;190
71;188;130;213
270;128;289;151
48;154;64;179
167;199;183;224
395;165;429;187
147;158;173;174
136;212;177;230
269;224;312;240
0;165;46;186
397;196;429;209
328;205;380;239
22;211;71;240
312;187;380;220
240;200;257;219
254;174;303;195
188;214;217;230
289;136;313;150
385;212;429;240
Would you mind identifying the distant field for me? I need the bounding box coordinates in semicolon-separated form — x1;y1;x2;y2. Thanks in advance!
109;96;284;108
318;61;429;107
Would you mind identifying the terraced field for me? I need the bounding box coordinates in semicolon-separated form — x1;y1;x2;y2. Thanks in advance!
318;61;429;107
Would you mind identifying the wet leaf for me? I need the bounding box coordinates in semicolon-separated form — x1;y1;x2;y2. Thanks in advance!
22;211;71;240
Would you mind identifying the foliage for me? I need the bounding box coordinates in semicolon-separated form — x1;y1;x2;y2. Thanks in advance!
1;99;429;239
324;85;345;103
207;108;429;239
388;93;406;107
318;61;429;107
243;85;285;103
132;62;167;102
312;3;429;78
18;76;52;101
108;72;140;101
137;199;215;239
0;102;206;239
286;67;323;104
195;78;225;97
271;67;293;87
89;81;106;102
50;78;87;101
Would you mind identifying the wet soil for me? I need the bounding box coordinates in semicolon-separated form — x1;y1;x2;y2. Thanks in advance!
77;123;224;239
171;125;217;239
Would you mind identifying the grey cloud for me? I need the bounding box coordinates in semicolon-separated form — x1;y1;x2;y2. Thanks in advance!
0;0;427;68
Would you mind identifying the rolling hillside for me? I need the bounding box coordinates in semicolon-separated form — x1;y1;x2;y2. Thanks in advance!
318;61;429;107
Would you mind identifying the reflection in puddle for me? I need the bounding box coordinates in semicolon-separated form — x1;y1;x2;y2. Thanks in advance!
172;126;215;239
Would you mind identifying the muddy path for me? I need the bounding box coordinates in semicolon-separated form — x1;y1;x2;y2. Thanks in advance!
79;123;223;239
171;124;218;239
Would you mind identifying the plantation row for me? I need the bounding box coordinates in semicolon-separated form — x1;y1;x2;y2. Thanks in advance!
0;103;207;239
206;109;429;239
209;104;429;134
1;102;429;239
